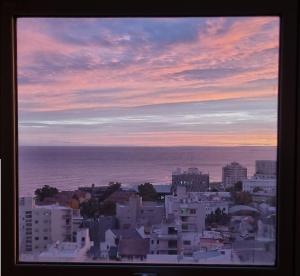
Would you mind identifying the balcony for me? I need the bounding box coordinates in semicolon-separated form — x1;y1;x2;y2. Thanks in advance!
157;234;178;240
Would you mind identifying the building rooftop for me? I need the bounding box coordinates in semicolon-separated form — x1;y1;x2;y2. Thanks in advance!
104;190;136;204
153;184;171;194
111;229;142;239
229;205;259;215
118;238;149;257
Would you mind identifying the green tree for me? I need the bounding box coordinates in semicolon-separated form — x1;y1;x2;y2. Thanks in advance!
205;208;230;226
80;198;100;219
100;182;121;201
138;182;158;201
34;185;59;202
231;191;253;205
99;200;116;216
225;181;243;192
234;181;243;192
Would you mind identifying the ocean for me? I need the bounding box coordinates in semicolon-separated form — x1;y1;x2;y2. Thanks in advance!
18;146;276;196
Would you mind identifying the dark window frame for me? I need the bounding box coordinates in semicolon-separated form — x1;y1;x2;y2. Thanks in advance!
0;0;299;276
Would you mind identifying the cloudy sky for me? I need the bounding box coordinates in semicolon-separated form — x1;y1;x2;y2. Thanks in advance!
17;17;279;146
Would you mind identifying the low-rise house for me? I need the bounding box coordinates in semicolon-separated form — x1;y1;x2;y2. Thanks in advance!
100;228;143;259
118;238;149;261
104;190;137;204
81;216;118;258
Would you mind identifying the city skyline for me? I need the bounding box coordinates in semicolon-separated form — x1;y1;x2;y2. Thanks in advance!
17;17;279;146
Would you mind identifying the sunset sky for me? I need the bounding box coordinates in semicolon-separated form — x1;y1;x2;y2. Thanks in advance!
17;17;279;146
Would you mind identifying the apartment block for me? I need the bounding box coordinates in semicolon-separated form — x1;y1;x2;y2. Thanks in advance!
222;162;247;188
19;197;73;254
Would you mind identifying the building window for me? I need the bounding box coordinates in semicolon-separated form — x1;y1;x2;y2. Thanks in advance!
182;224;188;230
190;209;196;214
44;237;48;240
183;240;191;245
35;220;38;224
157;240;159;244
35;237;39;240
168;227;177;235
151;240;154;244
168;240;177;248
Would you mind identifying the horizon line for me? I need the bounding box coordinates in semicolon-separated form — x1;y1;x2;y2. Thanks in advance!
18;144;277;148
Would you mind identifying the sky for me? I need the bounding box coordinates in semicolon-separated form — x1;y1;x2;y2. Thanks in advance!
17;17;279;146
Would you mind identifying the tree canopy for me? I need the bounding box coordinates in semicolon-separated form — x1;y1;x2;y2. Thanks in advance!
80;199;116;218
205;207;230;226
231;191;253;205
99;182;121;201
80;198;100;219
34;185;59;202
138;182;158;201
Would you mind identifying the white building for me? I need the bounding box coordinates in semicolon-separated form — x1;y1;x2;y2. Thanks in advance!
242;177;276;195
222;162;247;188
165;186;206;233
19;197;73;254
37;228;91;262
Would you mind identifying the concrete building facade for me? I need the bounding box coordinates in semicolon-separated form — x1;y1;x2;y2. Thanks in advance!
222;162;247;188
19;197;73;254
172;168;209;193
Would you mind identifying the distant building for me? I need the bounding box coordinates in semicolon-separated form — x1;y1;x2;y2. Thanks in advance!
242;177;276;195
172;168;209;193
78;184;109;200
222;162;247;188
153;184;172;200
19;197;73;254
255;160;276;178
104;190;136;204
37;190;91;209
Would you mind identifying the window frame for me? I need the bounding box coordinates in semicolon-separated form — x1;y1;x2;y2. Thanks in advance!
0;0;299;276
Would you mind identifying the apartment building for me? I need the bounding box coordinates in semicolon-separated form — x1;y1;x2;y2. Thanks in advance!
172;168;209;193
242;177;276;195
19;197;73;254
222;162;247;188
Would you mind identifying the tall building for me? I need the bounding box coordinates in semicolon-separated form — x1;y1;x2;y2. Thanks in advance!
222;162;247;188
19;197;73;254
172;168;209;193
255;160;276;178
